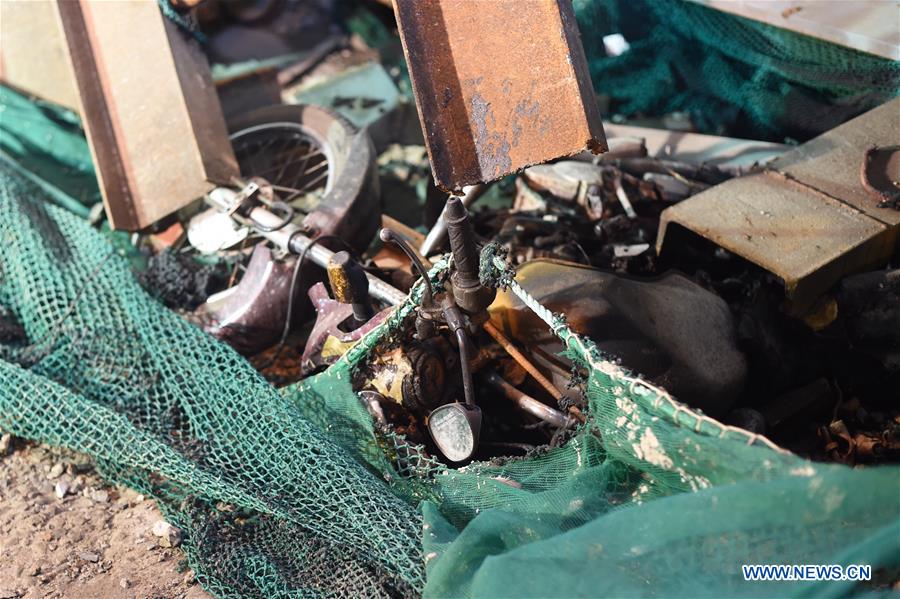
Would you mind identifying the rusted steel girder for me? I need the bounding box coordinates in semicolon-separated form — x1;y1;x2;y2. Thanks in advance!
393;0;606;192
56;0;238;231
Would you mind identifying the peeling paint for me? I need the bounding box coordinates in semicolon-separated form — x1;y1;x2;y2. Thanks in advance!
470;92;512;179
634;427;674;469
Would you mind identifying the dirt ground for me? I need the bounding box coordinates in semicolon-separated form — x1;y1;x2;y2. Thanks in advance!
0;434;211;599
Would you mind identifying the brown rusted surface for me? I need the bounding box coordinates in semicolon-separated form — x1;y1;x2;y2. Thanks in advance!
860;145;900;207
659;172;894;313
658;100;900;313
770;98;900;227
393;0;606;192
57;0;238;230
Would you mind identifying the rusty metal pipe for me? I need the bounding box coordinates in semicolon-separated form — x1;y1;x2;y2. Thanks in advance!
483;321;562;400
420;184;485;256
484;370;571;428
445;195;480;283
205;188;407;306
444;195;496;315
483;321;585;422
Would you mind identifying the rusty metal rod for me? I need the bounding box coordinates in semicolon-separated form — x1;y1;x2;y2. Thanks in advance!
419;184;485;256
484;371;571;428
483;321;585;423
483;321;561;400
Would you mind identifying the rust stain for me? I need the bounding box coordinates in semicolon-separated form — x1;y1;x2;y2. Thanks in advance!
470;91;512;180
393;0;606;191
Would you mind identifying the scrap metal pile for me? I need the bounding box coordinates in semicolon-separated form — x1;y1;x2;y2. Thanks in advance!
82;1;891;468
97;0;896;468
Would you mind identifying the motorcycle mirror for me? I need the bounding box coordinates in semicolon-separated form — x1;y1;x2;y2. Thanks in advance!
428;402;482;463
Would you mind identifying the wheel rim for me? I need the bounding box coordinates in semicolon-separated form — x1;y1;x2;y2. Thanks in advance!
230;122;333;212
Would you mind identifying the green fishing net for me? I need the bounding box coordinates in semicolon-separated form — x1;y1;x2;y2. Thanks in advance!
573;0;900;141
1;44;898;599
349;0;899;142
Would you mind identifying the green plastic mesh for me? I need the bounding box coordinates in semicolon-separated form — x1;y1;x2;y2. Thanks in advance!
0;163;427;596
573;0;900;141
0;85;98;218
1;79;899;599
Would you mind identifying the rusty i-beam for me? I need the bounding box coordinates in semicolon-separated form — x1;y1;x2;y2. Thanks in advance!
393;0;606;192
55;0;239;231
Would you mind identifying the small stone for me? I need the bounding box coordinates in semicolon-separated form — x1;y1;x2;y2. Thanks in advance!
183;569;195;585
47;464;64;479
54;480;70;500
151;520;182;548
25;447;46;464
119;578;129;589
77;551;99;563
151;520;169;536
27;564;40;577
90;489;109;503
0;433;11;455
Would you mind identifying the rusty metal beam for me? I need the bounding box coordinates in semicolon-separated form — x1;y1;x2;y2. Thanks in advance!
393;0;606;192
657;99;900;313
56;0;238;231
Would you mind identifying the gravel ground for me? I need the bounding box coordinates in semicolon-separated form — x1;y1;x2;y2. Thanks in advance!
0;434;211;599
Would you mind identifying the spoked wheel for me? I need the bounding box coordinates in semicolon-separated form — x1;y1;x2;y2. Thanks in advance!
191;104;381;356
226;104;380;248
230;119;331;212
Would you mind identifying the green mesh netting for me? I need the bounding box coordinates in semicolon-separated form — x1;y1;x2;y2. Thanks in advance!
0;163;427;596
2;157;898;598
573;0;900;141
1;81;899;598
0;84;98;217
